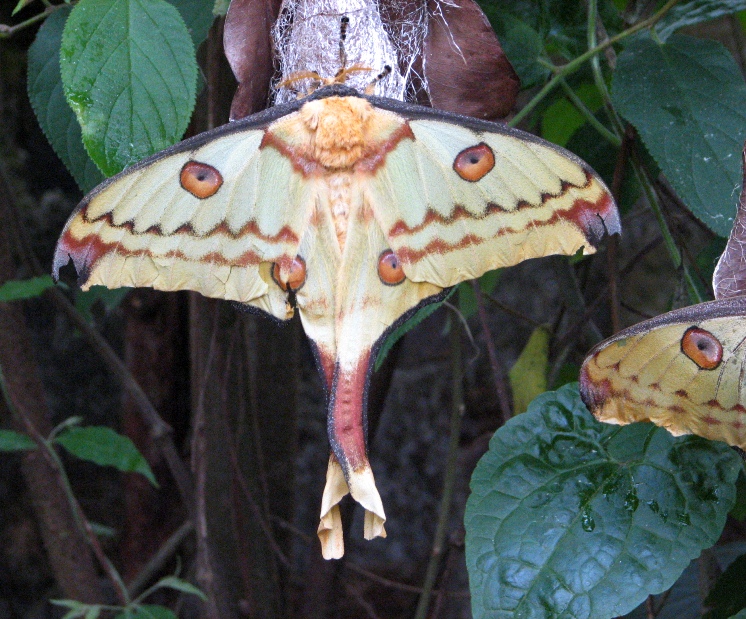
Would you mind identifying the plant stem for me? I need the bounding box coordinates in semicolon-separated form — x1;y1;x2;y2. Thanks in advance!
509;0;682;127
471;280;511;423
0;2;63;38
413;318;465;619
558;79;620;146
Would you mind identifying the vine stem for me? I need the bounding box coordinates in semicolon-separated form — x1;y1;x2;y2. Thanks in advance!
413;316;465;619
471;280;511;423
0;2;65;37
509;0;682;128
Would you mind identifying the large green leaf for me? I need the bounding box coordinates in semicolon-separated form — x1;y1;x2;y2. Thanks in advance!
54;426;157;486
465;383;741;619
612;34;746;237
27;5;104;191
60;0;197;176
656;0;746;41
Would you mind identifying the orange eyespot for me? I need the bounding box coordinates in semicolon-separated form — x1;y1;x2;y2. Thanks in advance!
681;326;723;370
180;161;223;198
378;249;405;285
453;143;495;181
272;256;307;292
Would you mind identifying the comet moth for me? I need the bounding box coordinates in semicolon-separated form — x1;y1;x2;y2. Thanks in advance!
581;147;746;451
54;83;619;558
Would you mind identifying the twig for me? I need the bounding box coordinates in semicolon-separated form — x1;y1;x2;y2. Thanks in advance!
127;520;195;598
483;295;542;327
510;0;682;127
470;281;511;423
413;321;465;619
0;3;63;38
558;79;620;146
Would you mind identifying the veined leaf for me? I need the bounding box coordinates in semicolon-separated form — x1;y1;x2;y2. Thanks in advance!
465;383;740;619
656;0;746;41
60;0;197;176
27;5;104;191
612;34;746;237
54;426;157;486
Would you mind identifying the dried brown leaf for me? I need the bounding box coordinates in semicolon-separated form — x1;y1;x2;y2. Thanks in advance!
423;0;519;120
224;0;283;119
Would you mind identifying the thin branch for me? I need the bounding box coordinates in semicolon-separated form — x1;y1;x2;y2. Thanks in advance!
483;294;542;327
127;520;195;598
558;79;620;146
470;281;511;423
413;322;466;619
0;2;65;38
509;0;682;127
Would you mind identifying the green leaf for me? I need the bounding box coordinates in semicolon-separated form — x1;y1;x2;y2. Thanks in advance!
60;0;198;176
167;0;214;46
54;426;157;486
212;0;229;15
541;82;604;147
0;275;55;302
508;325;550;415
656;0;746;41
75;286;131;321
729;611;746;619
458;270;501;320
481;9;549;88
704;552;746;618
150;576;207;600
84;606;101;619
374;289;455;371
115;606;177;619
612;34;746;237
27;5;104;192
52;599;89;619
12;0;37;16
0;430;36;451
730;469;746;521
465;383;741;619
114;606;176;619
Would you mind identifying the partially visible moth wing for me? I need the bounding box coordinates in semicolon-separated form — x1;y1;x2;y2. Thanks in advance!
713;146;746;300
53;101;313;320
580;297;746;448
363;100;619;288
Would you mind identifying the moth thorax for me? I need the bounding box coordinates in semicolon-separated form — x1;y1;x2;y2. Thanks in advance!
300;97;372;168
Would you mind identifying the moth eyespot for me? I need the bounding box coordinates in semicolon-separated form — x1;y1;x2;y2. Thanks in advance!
453;143;495;181
378;249;405;285
681;326;723;370
180;161;223;198
272;256;307;292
